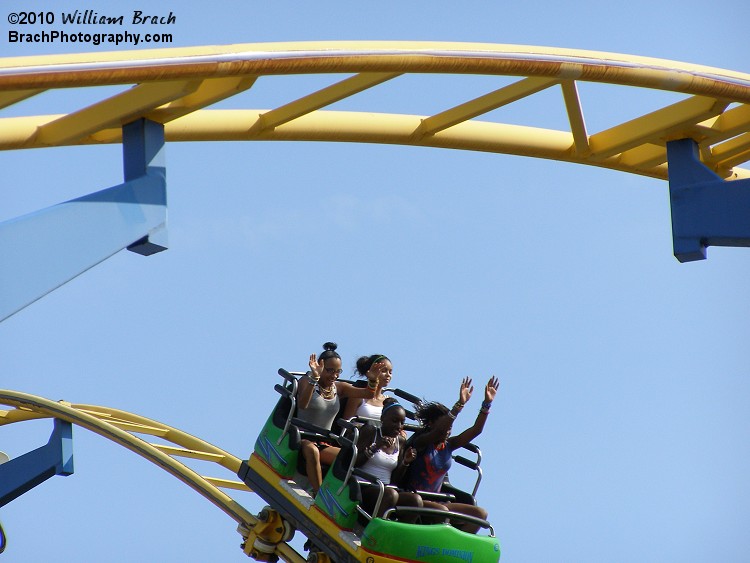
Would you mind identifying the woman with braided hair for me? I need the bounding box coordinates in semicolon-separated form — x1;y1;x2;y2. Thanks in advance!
402;376;500;533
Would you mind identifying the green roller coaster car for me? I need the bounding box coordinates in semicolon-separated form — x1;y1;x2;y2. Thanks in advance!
246;369;501;563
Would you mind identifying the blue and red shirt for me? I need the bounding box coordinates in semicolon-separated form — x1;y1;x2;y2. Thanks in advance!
404;442;454;492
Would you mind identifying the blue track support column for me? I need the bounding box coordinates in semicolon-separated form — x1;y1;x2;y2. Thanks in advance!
0;419;74;508
0;119;167;321
124;118;168;256
667;138;750;262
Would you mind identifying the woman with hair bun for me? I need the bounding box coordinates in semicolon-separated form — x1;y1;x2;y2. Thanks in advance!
296;342;378;494
342;354;394;421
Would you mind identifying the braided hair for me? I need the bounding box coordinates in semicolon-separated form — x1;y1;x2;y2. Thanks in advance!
413;401;450;428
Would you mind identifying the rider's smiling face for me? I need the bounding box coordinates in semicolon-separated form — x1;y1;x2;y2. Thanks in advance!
320;357;342;386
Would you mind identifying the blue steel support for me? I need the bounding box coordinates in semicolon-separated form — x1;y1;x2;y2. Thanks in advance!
0;119;167;321
124;118;168;256
667;139;750;262
0;419;74;508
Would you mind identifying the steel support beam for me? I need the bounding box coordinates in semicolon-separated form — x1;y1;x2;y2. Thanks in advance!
667;138;750;262
0;419;74;508
123;118;168;255
0;118;167;321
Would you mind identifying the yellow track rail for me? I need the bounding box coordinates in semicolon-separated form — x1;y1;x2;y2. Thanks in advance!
1;41;748;180
0;390;305;563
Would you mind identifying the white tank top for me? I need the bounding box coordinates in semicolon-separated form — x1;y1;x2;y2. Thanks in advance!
360;430;399;483
355;400;383;420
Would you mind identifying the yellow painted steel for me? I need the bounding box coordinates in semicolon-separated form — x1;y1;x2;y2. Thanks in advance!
150;75;258;122
0;390;306;563
587;96;729;160
415;76;559;138
256;71;401;131
0;41;748;180
36;80;201;145
0;88;44;110
560;80;589;154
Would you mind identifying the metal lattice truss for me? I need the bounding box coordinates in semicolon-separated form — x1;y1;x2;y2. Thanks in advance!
0;390;307;563
1;41;749;180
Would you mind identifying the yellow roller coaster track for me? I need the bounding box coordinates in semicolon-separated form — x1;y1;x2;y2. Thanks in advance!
0;390;306;563
1;41;749;180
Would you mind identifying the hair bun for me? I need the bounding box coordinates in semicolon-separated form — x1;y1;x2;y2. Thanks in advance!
322;342;338;352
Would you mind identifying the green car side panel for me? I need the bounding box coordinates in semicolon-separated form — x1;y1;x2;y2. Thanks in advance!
361;518;501;562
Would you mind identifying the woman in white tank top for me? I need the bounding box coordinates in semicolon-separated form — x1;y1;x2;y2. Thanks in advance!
358;426;400;482
343;354;394;421
354;398;423;518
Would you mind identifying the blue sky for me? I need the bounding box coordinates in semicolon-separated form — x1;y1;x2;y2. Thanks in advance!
2;1;749;561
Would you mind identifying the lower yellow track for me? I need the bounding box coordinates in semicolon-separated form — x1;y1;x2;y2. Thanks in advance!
0;389;305;562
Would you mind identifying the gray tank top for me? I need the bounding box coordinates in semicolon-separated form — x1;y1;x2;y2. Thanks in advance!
297;385;340;430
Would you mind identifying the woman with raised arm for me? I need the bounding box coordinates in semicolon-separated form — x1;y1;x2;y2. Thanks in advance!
296;342;378;494
402;376;500;533
342;354;394;421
